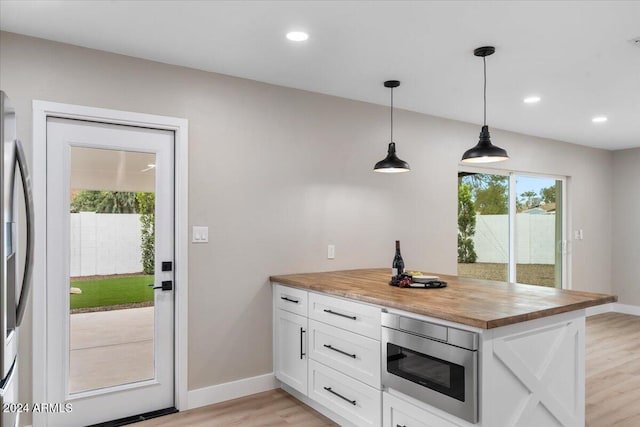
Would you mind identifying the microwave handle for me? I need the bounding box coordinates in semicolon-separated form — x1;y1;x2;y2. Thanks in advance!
15;139;34;327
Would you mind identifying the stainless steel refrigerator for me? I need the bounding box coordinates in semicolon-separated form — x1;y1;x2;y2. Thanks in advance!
0;91;34;427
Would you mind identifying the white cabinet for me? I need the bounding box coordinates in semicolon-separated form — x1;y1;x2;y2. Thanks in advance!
275;308;308;395
308;319;381;388
309;292;381;340
275;284;308;317
309;359;381;427
383;392;461;427
274;284;382;426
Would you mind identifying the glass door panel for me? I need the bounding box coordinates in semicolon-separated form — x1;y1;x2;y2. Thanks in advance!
515;176;563;288
68;147;156;394
458;172;510;282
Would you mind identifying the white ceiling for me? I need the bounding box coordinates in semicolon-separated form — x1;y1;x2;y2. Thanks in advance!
2;1;639;150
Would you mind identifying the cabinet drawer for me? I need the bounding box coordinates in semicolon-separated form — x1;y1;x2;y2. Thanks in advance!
383;392;462;427
275;284;308;316
308;292;381;340
309;359;381;427
309;319;380;388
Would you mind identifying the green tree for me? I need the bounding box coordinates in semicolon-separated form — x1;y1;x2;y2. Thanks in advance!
540;185;556;204
458;183;477;263
519;190;541;210
136;192;155;275
71;190;104;213
473;175;508;214
71;190;138;213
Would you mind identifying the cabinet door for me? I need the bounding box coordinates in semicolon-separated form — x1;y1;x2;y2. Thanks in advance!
275;309;308;395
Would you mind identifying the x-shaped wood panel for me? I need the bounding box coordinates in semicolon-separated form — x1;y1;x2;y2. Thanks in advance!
494;321;580;427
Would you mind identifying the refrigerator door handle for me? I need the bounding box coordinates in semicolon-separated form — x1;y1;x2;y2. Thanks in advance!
14;139;34;327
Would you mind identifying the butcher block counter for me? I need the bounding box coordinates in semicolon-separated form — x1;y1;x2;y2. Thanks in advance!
271;268;617;426
270;268;616;329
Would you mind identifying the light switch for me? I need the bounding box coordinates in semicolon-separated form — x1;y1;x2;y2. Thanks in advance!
192;226;209;243
327;244;335;259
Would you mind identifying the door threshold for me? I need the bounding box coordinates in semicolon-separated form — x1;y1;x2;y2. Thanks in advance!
86;407;178;427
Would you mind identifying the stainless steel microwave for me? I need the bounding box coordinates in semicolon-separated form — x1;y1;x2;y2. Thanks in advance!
381;312;479;423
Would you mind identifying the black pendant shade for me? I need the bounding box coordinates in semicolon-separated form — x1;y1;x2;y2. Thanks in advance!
461;125;509;163
374;80;410;173
461;46;509;164
374;142;410;172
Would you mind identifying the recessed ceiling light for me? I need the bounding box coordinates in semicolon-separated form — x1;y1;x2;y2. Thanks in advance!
592;116;608;123
286;31;309;42
523;96;541;104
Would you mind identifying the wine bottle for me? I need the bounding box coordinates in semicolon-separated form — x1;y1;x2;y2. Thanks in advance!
392;240;404;278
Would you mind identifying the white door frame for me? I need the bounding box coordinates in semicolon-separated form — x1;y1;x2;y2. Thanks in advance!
32;100;189;426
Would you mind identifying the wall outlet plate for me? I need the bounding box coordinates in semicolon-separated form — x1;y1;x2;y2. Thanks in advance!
192;226;209;243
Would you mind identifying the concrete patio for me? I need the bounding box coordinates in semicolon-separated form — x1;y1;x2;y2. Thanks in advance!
69;307;154;393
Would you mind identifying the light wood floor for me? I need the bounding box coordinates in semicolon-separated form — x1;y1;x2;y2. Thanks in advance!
586;313;640;427
135;388;337;426
135;312;638;427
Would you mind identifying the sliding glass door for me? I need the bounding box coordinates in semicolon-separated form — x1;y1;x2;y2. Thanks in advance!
458;170;565;288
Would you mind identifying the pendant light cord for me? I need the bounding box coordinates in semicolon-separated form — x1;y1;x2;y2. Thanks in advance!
483;56;487;126
390;87;394;142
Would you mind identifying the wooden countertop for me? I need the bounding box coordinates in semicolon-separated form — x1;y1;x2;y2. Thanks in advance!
270;268;617;329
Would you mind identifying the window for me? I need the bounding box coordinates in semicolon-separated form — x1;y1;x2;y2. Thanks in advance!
458;169;565;288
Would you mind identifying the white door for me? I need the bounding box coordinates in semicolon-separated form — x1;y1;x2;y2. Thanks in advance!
275;309;308;395
45;117;174;426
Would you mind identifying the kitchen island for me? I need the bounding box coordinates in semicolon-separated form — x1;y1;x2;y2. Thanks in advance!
270;269;615;427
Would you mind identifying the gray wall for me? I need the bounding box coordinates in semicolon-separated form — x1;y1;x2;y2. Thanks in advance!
612;148;640;305
0;31;616;414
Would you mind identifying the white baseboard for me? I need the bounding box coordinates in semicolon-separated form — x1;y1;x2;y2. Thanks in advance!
613;303;640;316
585;303;613;316
586;303;640;317
187;372;278;410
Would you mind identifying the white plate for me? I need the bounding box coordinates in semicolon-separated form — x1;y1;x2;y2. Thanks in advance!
412;275;440;281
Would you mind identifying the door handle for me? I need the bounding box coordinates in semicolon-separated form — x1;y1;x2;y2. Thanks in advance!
323;309;356;320
300;327;306;359
323;344;357;359
15;139;34;327
323;386;356;406
153;281;173;291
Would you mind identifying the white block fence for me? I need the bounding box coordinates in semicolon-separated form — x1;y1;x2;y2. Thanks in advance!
473;214;557;264
70;212;143;277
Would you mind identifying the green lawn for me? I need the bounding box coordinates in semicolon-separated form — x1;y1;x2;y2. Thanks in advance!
70;275;155;309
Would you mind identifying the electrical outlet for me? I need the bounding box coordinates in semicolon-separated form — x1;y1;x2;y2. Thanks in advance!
327;244;335;259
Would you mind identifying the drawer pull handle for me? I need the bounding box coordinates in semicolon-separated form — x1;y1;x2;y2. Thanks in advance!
281;296;299;304
323;386;356;406
323;309;356;320
300;328;306;359
397;425;407;427
323;344;356;359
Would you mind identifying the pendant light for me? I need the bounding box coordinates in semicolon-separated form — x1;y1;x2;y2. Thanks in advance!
461;46;509;163
374;80;410;173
